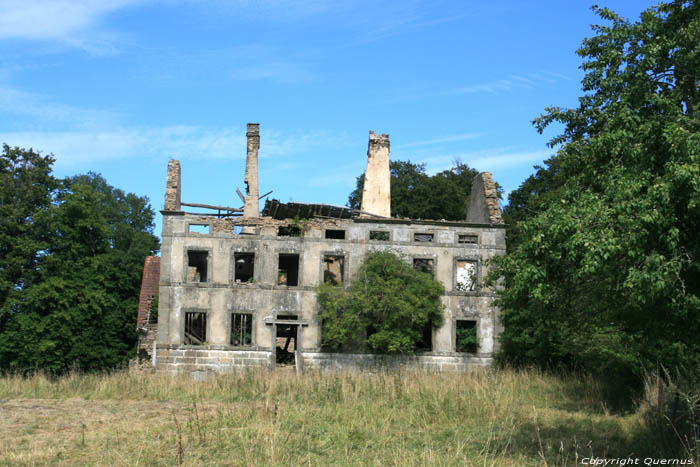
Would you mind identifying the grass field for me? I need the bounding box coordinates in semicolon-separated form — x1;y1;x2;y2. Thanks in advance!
0;368;682;466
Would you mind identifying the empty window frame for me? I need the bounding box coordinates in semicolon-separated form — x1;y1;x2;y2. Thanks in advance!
189;224;210;234
455;259;478;292
413;258;434;276
278;254;300;286
458;234;478;244
233;252;255;283
414;232;434;243
184;311;207;345
187;250;209;282
278;225;301;237
369;230;390;241
325;229;346;240
230;313;252;346
456;320;478;353
323;255;345;285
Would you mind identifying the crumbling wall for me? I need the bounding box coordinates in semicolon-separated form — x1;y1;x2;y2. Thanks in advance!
137;256;161;326
466;172;503;224
360;131;391;217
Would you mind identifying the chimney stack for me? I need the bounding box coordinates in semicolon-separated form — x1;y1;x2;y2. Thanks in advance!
360;131;391;217
164;159;181;211
243;123;260;218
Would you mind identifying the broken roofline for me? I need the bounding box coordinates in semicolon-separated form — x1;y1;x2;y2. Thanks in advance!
162;123;504;225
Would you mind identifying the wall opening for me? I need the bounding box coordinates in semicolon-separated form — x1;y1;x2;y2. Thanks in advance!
184;312;206;345
187;250;208;282
413;258;434;276
456;320;478;353
230;313;252;346
278;225;301;237
458;234;478;244
189;224;210;234
234;253;255;283
278;254;300;286
416;324;432;351
414;233;434;242
455;260;477;291
369;230;390;241
276;315;298;367
323;255;345;285
325;229;346;240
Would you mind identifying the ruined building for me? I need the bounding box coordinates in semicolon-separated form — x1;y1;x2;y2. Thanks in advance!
148;123;505;375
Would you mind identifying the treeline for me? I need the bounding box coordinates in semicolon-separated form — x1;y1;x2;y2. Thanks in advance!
0;146;159;373
494;1;700;384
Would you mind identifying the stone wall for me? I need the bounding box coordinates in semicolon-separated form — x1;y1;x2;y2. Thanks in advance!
154;347;492;375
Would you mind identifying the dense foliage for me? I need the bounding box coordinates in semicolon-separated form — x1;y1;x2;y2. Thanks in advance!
316;251;444;353
0;145;160;373
493;1;700;382
348;160;480;220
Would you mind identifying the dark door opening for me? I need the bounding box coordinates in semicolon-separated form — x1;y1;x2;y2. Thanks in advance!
275;315;298;367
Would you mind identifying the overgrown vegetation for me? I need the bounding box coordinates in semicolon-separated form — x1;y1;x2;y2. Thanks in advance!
316;251;443;353
0;145;160;373
0;369;692;465
348;160;489;220
492;1;700;385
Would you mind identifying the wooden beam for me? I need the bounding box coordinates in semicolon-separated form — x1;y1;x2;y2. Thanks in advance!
181;202;243;212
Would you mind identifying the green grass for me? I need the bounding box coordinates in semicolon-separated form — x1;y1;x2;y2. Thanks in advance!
0;368;681;466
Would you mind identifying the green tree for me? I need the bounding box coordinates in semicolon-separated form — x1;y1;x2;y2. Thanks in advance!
317;251;444;353
0;159;160;373
348;160;480;220
492;1;700;381
0;145;58;328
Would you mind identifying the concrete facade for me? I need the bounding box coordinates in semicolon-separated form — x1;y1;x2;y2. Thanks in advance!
153;124;505;376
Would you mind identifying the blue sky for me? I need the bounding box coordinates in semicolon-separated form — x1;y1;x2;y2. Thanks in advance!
0;0;658;238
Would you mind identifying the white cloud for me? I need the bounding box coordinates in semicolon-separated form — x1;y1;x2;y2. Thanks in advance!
444;71;569;96
394;132;481;149
0;0;142;52
393;148;549;174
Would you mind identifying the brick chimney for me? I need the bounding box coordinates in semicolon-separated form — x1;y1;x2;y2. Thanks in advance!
360;131;391;217
164;159;181;211
137;256;161;327
243;123;260;218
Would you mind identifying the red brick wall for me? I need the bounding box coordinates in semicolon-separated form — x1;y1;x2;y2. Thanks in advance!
137;256;160;327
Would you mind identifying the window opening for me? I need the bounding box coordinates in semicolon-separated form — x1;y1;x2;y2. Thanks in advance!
233;225;243;235
414;233;434;242
187;251;208;282
455;260;477;291
323;255;345;285
413;258;434;275
278;254;300;286
184;312;206;345
325;229;345;240
456;320;478;353
458;234;478;244
234;253;255;283
189;224;210;234
416;324;432;351
278;225;301;237
230;313;252;346
369;230;390;241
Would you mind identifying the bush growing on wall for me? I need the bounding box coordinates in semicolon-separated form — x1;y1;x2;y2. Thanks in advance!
316;250;444;353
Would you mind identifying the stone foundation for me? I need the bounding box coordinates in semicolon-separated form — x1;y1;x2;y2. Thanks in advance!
155;346;492;375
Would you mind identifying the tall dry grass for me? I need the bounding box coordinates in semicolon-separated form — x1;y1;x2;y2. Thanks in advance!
0;368;677;466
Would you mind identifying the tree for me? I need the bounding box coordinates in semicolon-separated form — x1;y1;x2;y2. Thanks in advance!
0;145;58;328
316;251;444;353
491;1;700;381
0;154;160;373
348;160;481;220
